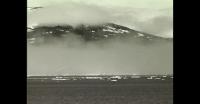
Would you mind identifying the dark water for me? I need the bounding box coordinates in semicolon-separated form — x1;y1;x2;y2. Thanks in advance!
27;76;173;104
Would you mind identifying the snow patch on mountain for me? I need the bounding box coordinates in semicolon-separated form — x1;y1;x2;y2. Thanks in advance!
137;33;144;37
102;25;129;34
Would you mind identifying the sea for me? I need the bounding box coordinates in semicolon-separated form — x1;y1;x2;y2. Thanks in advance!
27;75;173;104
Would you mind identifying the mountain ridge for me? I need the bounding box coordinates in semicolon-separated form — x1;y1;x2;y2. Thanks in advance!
27;23;172;45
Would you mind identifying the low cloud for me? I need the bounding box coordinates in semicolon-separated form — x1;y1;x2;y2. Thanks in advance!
28;2;111;27
27;34;173;75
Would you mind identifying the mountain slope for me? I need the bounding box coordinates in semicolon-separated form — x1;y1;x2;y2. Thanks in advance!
27;23;172;45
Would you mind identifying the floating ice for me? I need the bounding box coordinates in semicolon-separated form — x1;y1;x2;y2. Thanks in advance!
110;76;122;79
155;78;161;80
131;76;141;78
110;79;118;82
147;77;153;79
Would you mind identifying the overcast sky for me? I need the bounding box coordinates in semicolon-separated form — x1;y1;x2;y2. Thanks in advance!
28;0;172;9
28;0;173;38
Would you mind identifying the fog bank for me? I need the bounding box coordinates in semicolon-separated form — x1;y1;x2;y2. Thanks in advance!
27;35;173;75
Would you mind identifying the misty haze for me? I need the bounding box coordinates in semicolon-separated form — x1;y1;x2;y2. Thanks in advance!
27;33;172;75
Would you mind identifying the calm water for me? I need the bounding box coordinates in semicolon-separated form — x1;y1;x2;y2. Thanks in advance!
27;76;173;104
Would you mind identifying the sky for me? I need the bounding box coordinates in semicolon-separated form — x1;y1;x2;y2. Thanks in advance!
28;0;172;9
28;0;173;38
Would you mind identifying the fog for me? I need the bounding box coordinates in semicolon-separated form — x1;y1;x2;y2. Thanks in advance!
27;34;173;75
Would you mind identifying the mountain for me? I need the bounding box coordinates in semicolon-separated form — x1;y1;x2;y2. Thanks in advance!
27;23;172;45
